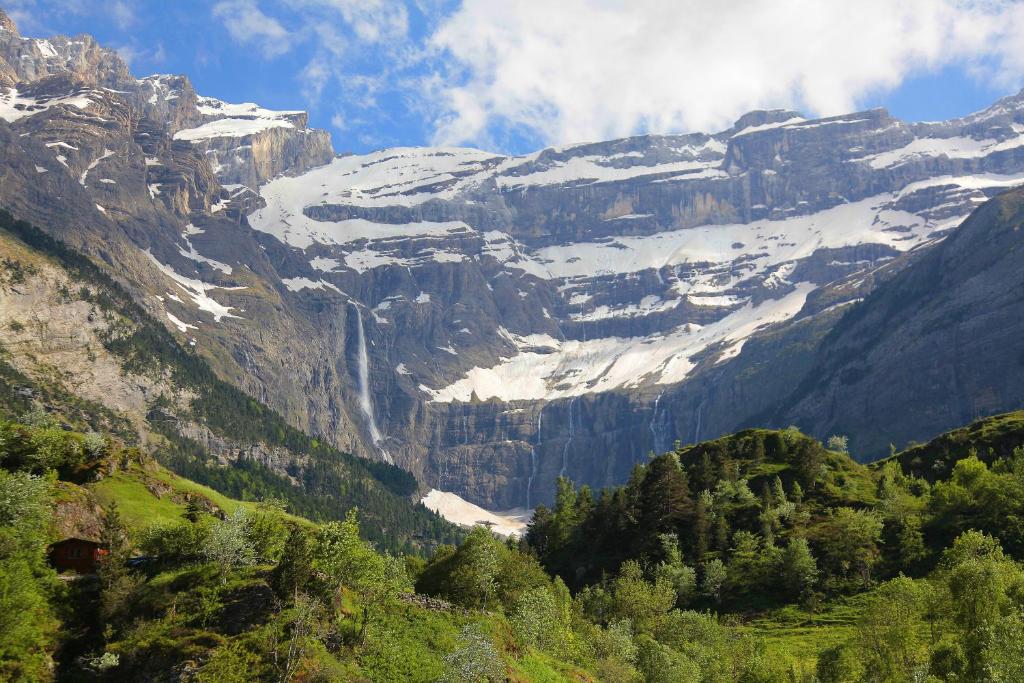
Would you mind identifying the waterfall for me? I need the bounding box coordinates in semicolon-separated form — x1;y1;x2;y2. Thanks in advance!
525;405;543;509
526;448;537;508
649;392;664;455
560;397;577;479
352;304;392;464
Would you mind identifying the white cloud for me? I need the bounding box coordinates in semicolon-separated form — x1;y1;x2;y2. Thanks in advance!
308;0;409;43
114;44;141;66
300;57;332;101
114;41;167;68
110;0;135;30
426;0;1024;147
212;0;293;59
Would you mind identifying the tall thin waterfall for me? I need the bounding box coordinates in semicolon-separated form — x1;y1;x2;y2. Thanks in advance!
560;397;577;478
649;391;665;455
352;304;392;464
526;406;543;509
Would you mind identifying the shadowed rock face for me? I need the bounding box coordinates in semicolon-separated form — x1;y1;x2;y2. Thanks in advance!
773;187;1024;459
4;14;1024;508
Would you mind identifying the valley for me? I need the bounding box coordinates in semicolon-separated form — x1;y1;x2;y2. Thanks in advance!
4;11;1024;512
4;5;1024;680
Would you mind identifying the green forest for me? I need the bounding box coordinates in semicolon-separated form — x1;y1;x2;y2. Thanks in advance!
4;402;1024;681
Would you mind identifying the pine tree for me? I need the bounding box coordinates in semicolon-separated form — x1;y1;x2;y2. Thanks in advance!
692;491;712;560
183;496;204;523
714;514;729;552
897;517;927;571
551;477;579;549
771;476;786;505
271;526;314;599
791;481;804;507
779;538;818;604
98;502;137;628
575;485;595;521
637;454;693;559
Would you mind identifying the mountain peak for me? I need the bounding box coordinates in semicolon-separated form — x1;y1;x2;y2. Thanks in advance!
730;108;804;133
0;9;17;35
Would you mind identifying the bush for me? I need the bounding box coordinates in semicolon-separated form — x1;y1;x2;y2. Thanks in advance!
635;633;699;683
509;586;563;652
140;520;210;566
440;624;504;683
204;509;257;579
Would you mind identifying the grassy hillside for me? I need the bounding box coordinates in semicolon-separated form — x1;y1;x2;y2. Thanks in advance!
883;409;1024;481
0;414;594;682
5;403;1024;680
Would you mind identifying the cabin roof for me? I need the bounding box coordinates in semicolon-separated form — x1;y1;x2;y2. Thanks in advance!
48;537;103;548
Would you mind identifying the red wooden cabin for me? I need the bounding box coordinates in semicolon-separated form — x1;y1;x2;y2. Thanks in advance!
48;537;107;574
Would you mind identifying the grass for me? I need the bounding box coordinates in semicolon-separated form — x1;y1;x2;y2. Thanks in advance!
742;593;870;671
510;649;591;682
90;470;188;530
356;599;471;682
88;459;311;533
744;461;789;479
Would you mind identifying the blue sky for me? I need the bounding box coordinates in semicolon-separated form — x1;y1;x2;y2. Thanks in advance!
7;1;1024;155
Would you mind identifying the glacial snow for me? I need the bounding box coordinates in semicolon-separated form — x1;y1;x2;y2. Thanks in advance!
249;174;476;249
177;239;232;274
173;96;300;141
166;312;197;333
493;155;725;189
146;251;244;322
730;116;806;137
425;283;815;403
862;135;1024;169
252;147;505;209
522;195;932;281
421;489;532;537
194;97;302;120
0;86;97;122
78;148;115;186
174;117;294;141
281;277;341;293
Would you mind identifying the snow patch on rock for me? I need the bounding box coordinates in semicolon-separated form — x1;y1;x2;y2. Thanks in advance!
421;489;532;538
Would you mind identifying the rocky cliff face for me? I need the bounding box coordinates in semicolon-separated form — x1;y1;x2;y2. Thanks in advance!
774;187;1024;457
241;97;1024;508
4;10;1024;510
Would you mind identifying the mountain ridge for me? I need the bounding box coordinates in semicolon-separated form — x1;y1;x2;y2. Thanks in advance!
4;8;1024;511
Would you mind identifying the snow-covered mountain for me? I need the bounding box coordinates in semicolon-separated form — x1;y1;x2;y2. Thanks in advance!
3;9;1024;511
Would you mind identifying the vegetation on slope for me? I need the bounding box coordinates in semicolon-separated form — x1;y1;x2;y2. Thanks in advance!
885;408;1024;480
0;209;458;552
5;207;1024;680
0;414;581;681
517;425;1024;680
4;403;1024;681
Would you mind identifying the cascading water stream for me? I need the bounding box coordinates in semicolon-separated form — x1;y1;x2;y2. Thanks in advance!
525;406;543;509
560;398;577;478
352;303;392;464
649;392;666;455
